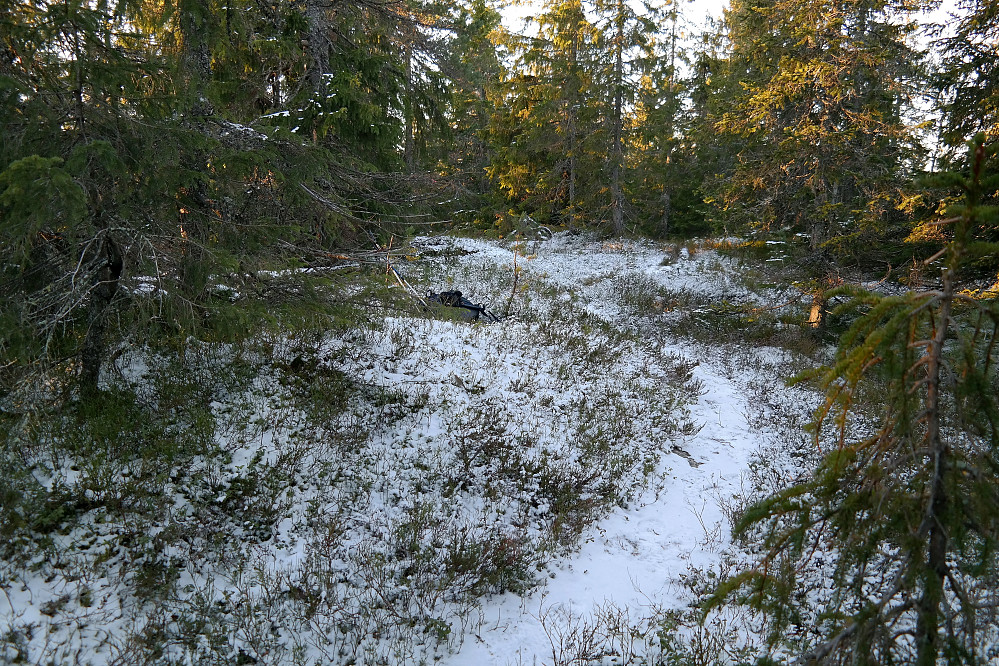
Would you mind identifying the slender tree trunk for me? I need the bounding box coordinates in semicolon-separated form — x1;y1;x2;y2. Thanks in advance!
80;236;122;395
915;255;956;665
659;8;678;238
810;219;824;251
475;84;490;194
271;64;281;107
180;0;213;116
305;0;331;92
72;25;87;138
566;31;579;228
610;7;624;236
568;116;577;224
404;41;415;173
661;188;671;236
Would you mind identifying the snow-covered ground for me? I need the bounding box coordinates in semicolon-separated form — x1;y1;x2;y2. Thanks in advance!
444;353;760;665
420;234;816;665
1;233;821;665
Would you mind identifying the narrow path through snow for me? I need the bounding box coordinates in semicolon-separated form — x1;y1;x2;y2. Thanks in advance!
0;233;813;666
430;236;802;665
444;349;762;665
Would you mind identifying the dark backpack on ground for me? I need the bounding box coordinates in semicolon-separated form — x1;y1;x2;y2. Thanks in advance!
427;290;499;322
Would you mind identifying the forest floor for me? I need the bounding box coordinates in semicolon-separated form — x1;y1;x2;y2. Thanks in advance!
2;233;837;665
427;234;825;665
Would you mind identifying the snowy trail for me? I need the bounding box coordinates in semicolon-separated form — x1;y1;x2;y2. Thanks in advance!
444;350;761;665
437;237;786;665
2;233;808;665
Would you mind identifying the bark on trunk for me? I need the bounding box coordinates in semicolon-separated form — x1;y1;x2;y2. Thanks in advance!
915;260;954;665
80;236;122;395
610;10;624;237
305;0;331;92
566;31;579;229
810;219;824;251
404;41;415;173
180;0;213;116
661;188;671;237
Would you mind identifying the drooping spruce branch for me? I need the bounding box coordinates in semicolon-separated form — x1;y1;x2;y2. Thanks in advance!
706;135;999;664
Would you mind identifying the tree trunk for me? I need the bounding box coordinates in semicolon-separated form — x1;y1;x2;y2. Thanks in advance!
807;292;825;329
566;29;579;229
305;0;331;92
476;84;489;194
915;258;955;666
809;219;824;251
180;0;213;116
610;8;625;236
404;41;415;173
567;104;576;222
80;236;122;395
661;188;671;237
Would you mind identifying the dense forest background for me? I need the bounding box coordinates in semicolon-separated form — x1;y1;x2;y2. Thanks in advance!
2;0;997;393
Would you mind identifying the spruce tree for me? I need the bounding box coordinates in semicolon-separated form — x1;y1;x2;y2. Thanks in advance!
487;0;601;226
709;135;999;663
592;0;658;235
709;0;923;249
0;0;449;402
435;0;507;218
934;0;999;154
629;1;709;237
